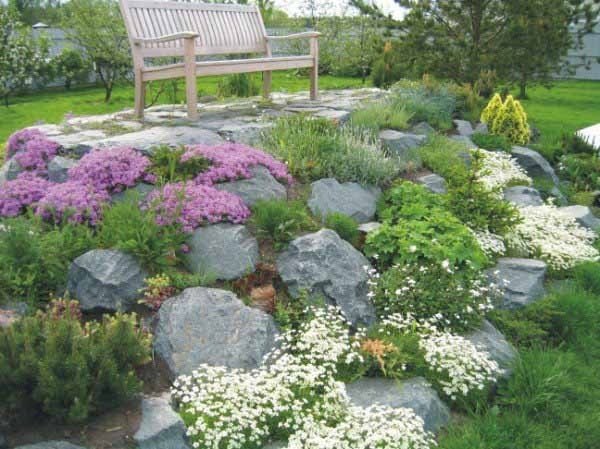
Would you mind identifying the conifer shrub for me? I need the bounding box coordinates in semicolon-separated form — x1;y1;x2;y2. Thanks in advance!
0;299;151;423
481;94;530;145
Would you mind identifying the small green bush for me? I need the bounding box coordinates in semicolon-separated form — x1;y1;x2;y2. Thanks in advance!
481;94;530;145
216;73;259;98
350;101;413;132
0;299;151;423
324;212;359;245
557;153;600;192
418;135;470;181
261;115;397;186
377;181;446;223
150;145;210;184
471;133;511;152
572;261;600;295
0;216;95;305
365;212;488;271
97;193;187;272
561;132;597;156
249;199;314;248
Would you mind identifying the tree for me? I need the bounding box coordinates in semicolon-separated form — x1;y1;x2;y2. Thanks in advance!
61;0;131;102
52;47;90;90
500;0;599;98
0;7;48;106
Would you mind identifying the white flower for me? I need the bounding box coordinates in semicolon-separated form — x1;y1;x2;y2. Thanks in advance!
409;245;417;253
473;148;532;191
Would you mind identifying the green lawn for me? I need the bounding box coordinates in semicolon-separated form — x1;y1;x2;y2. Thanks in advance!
519;80;600;149
0;72;365;144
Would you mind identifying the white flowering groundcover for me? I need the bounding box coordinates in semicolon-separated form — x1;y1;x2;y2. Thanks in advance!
474;149;532;191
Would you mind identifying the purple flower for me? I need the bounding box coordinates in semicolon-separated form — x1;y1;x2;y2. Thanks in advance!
68;147;155;193
13;137;60;175
0;173;55;217
6;128;48;158
182;143;292;186
147;181;250;232
35;181;110;225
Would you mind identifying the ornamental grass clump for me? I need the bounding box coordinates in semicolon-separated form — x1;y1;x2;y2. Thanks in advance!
35;181;110;225
0;172;53;217
184;142;293;186
506;204;599;271
68;147;155;193
147;181;250;232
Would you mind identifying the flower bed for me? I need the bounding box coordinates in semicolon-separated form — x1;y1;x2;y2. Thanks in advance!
35;181;110;225
0;173;53;217
6;128;60;175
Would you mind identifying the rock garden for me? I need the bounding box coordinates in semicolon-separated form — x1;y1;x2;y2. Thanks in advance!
1;83;600;449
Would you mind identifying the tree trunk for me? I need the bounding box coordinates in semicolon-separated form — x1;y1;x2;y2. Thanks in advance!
3;94;8;107
104;83;113;102
518;79;528;99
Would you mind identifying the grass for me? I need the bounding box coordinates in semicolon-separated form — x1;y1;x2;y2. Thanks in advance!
0;71;365;144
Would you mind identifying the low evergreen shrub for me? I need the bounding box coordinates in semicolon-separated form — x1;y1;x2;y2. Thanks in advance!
249;199;314;248
471;132;511;152
324;212;359;246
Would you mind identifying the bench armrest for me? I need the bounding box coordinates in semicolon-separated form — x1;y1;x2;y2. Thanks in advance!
133;32;199;45
266;32;321;41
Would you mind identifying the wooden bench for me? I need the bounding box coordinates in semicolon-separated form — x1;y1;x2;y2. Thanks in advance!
119;0;321;119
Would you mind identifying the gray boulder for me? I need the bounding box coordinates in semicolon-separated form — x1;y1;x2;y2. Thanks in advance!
314;109;352;124
358;222;382;234
154;287;279;377
346;377;450;433
111;182;157;203
0;158;23;184
277;229;376;326
14;442;86;449
467;320;517;377
503;186;543;207
379;130;427;158
67;249;147;311
410;122;436;136
184;224;259;280
454;119;474;137
308;178;381;223
48;156;78;183
559;205;600;230
474;122;489;134
218;122;273;146
216;165;286;206
416;173;447;194
488;258;546;309
134;393;190;449
511;146;559;185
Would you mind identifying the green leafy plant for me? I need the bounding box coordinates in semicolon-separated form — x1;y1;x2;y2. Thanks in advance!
0;299;151;423
557;153;600;192
377;181;446;224
97;193;186;272
261;115;398;186
0;216;95;305
249;199;314;249
350;101;413;132
150;145;210;184
216;73;260;98
418;135;471;181
324;212;360;246
560;132;597;156
471;132;511;152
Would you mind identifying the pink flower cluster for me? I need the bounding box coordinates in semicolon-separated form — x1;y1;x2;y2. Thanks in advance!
68;147;156;193
35;181;110;226
183;142;292;186
6;128;60;176
0;173;54;217
147;181;250;233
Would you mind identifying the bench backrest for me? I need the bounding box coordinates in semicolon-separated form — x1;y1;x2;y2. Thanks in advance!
120;0;268;58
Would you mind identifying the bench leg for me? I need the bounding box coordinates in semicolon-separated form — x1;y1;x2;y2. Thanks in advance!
310;66;319;101
263;71;272;99
184;38;198;119
134;70;145;119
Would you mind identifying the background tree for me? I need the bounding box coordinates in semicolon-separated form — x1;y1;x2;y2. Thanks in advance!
0;7;48;106
52;47;90;90
61;0;131;102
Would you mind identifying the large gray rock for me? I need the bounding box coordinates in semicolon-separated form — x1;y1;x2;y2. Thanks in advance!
454;119;474;137
67;249;147;311
0;158;23;184
467;320;517;377
81;126;223;152
154;287;279;377
218;122;273;146
410;122;436;135
416;173;447;194
503;186;543;207
111;182;157;203
14;442;87;449
184;224;259;280
559;205;600;230
379;130;427;158
511;146;560;185
346;377;450;433
52;129;107;148
277;229;376;326
488;258;546;309
48;156;78;183
216;165;286;206
308;178;381;223
134;393;190;449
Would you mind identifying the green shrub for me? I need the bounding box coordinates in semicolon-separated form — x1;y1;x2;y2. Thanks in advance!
557;153;600;192
377;181;446;223
261;115;398;186
0;216;95;305
216;73;259;98
572;262;600;295
249;199;314;248
324;212;359;245
481;94;530;145
97;193;186;272
150;145;210;184
418;135;470;181
372;262;493;331
471;133;511;152
0;299;151;423
365;212;488;271
561;132;597;156
350;101;413;132
371;40;404;88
